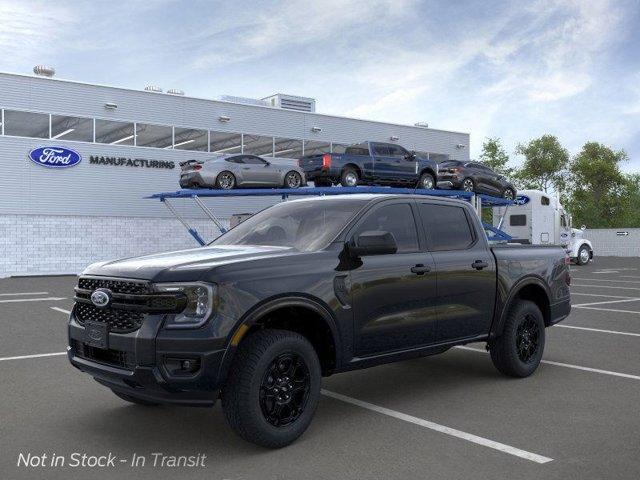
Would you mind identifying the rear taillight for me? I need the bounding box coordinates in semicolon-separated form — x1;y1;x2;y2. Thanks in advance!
322;154;331;169
193;164;202;171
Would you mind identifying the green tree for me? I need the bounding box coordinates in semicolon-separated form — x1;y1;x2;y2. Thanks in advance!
566;142;629;228
622;174;640;227
514;135;569;193
479;137;513;177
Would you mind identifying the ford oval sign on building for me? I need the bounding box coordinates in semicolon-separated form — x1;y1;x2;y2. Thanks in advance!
28;146;82;168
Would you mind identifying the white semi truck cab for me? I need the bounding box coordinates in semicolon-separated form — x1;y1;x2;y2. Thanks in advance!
492;189;594;265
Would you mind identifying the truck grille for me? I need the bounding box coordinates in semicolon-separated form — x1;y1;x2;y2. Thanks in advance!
75;303;145;333
71;340;135;370
74;276;151;333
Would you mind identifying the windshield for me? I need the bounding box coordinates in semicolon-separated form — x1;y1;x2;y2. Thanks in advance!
211;198;369;251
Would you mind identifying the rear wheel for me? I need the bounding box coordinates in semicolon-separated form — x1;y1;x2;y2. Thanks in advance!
489;300;545;378
284;171;303;189
576;245;591;265
216;171;236;189
340;168;359;187
417;172;436;189
222;329;321;448
502;187;516;200
112;390;159;406
462;178;475;192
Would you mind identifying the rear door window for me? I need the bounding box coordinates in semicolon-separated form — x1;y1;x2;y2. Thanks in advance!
417;203;475;251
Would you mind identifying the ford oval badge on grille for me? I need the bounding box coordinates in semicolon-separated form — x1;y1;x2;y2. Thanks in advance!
90;288;112;308
28;146;82;168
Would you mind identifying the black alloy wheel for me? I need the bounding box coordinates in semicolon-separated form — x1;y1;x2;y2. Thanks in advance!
259;353;311;427
515;315;540;363
462;178;475;192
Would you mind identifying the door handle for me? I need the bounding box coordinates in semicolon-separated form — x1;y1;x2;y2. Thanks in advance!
472;260;488;270
242;167;250;170
411;264;431;275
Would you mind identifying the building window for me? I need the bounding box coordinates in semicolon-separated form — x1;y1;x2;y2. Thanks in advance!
173;127;208;151
303;140;331;156
95;119;135;145
136;123;173;148
210;131;242;154
51;114;93;142
273;137;303;158
243;134;274;156
3;110;49;138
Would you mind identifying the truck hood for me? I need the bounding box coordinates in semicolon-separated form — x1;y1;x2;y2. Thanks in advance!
82;244;297;281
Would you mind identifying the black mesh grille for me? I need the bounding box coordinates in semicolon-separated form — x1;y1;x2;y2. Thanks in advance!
75;303;145;333
78;277;151;295
75;276;151;333
72;340;135;370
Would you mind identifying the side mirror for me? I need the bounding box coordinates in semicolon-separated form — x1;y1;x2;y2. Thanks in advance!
264;161;271;167
348;230;397;257
404;151;416;160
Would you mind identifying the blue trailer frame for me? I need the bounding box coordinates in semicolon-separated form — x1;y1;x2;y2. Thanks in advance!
146;187;513;246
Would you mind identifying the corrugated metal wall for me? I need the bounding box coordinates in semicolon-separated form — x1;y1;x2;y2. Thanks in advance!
584;229;640;257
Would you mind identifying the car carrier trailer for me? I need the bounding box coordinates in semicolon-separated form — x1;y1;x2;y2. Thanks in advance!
146;186;514;245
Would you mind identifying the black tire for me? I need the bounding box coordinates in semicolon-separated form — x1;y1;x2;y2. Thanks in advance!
283;171;303;189
489;300;545;378
340;167;359;187
417;172;436;189
215;171;236;190
502;187;516;200
313;178;333;187
222;329;321;448
112;390;159;406
576;245;591;266
461;178;475;192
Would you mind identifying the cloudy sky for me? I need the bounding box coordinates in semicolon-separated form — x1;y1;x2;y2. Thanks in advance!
1;0;639;170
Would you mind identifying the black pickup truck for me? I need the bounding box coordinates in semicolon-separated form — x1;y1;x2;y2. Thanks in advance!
298;141;440;189
68;194;571;448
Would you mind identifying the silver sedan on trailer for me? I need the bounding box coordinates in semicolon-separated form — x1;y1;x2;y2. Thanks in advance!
179;154;307;190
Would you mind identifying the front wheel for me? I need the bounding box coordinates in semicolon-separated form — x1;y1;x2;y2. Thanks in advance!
576;245;591;265
222;329;321;448
284;171;303;189
489;300;545;378
461;178;475;192
417;172;436;189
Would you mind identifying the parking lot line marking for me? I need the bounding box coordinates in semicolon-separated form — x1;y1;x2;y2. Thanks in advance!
51;307;71;315
571;293;638;299
573;298;640;307
572;278;640;284
456;346;640;381
321;389;553;464
0;297;66;304
555;324;640;337
0;352;66;362
573;306;640;315
571;284;640;291
0;291;49;296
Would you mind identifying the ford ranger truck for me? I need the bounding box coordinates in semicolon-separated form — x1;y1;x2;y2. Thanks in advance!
298;141;441;189
68;194;571;448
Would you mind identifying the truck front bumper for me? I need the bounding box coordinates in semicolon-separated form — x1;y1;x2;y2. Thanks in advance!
68;311;227;407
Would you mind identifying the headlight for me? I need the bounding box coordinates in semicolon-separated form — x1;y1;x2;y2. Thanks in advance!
155;282;217;329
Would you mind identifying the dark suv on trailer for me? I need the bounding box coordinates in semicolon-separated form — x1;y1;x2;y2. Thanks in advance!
68;194;570;448
438;160;516;199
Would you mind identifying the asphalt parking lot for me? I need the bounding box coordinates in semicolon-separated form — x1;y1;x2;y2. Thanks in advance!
1;256;640;480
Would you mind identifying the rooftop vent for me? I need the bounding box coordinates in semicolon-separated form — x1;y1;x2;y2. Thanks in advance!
33;65;55;77
263;94;316;112
144;85;163;93
167;89;185;96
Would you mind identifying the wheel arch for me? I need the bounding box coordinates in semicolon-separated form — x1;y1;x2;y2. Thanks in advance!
491;277;552;338
342;163;362;178
218;296;341;382
419;167;436;179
